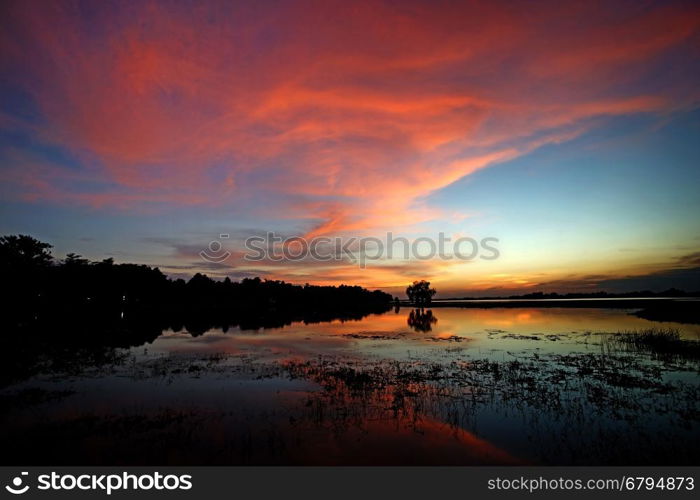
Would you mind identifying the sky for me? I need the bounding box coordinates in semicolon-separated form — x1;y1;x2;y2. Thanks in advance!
1;0;699;296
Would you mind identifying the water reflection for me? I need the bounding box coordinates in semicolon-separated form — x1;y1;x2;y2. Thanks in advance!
0;306;390;386
1;306;698;465
407;308;438;332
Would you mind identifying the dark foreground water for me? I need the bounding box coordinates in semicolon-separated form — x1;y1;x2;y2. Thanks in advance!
1;307;699;465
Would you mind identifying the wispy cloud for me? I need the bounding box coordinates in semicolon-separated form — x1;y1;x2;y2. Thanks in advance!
1;0;699;289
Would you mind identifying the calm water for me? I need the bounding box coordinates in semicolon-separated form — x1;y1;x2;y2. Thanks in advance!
2;307;699;465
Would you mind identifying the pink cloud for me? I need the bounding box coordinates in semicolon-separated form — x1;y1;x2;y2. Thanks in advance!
1;0;698;235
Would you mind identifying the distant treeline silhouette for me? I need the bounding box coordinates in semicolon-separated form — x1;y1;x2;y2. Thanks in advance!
1;234;393;385
1;234;392;321
451;289;699;300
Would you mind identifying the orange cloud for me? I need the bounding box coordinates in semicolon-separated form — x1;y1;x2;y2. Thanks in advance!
1;0;699;287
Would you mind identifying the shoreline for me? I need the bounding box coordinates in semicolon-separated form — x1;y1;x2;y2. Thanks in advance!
400;297;699;308
397;298;700;325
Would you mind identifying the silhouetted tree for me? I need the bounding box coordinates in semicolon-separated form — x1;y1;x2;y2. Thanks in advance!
0;234;53;269
1;234;54;311
406;280;436;306
64;253;89;267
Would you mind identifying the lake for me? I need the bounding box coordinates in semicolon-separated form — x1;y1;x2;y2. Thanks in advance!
1;306;699;465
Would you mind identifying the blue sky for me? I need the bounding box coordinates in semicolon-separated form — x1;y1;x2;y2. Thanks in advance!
1;0;699;295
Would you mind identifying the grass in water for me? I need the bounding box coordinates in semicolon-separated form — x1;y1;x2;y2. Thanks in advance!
605;328;700;361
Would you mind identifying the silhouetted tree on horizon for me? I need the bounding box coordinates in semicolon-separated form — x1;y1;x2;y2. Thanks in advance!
406;280;436;307
0;234;53;269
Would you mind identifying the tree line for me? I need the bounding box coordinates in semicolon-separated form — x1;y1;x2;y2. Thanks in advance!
0;234;394;385
1;234;393;327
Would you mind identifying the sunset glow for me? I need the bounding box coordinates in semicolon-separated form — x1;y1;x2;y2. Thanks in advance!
1;0;699;295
